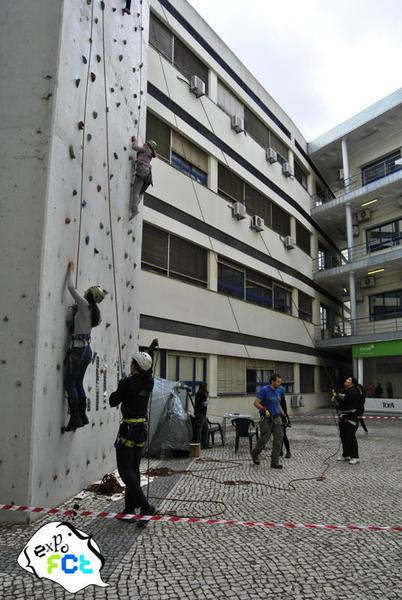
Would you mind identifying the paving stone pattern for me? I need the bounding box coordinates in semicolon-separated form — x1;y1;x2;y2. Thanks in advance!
1;417;402;599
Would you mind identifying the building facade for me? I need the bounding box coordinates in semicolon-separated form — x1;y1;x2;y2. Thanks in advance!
310;89;402;413
139;0;348;418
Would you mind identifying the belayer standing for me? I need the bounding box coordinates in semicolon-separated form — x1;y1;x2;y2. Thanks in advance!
63;261;105;432
130;136;157;218
335;376;361;464
251;373;285;469
194;383;211;449
109;339;159;525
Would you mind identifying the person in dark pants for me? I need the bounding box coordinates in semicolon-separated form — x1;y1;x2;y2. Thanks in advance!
109;339;158;525
357;383;368;434
63;261;105;432
194;383;210;449
251;373;285;469
279;387;291;459
336;376;361;464
130;137;157;217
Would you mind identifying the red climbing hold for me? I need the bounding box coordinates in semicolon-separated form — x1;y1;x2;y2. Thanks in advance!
78;121;85;130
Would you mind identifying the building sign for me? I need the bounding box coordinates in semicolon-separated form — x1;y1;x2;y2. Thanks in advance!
352;340;402;359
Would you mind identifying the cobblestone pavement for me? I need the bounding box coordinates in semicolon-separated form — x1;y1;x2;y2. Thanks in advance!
1;415;402;599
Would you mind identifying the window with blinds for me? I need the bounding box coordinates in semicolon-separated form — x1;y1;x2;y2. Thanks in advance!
294;158;308;190
218;260;244;299
298;291;313;322
296;221;311;256
217;80;244;119
274;362;294;385
142;223;208;287
217;164;244;202
141;223;168;274
300;364;315;393
244;107;288;162
173;37;209;92
171;132;208;172
146;111;171;161
272;203;290;236
273;283;292;314
218;356;246;395
149;13;174;61
244;184;272;227
245;268;273;309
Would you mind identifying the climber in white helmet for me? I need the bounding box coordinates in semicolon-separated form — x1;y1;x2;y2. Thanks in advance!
63;261;106;432
109;338;159;526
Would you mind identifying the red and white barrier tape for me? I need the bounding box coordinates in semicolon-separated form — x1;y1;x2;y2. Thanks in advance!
1;504;401;533
293;415;402;420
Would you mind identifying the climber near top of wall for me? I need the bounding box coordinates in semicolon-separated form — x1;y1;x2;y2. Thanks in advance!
129;137;157;219
62;261;106;433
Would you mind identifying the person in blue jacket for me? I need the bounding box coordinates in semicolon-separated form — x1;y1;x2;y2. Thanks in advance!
251;373;286;469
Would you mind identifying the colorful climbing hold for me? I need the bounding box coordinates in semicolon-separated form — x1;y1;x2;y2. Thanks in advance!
93;111;98;119
78;120;85;130
82;55;87;64
65;217;71;224
99;222;104;229
75;79;81;88
81;200;87;207
87;133;92;141
118;55;123;62
85;235;90;245
97;184;102;192
105;323;111;328
72;189;78;196
96;54;101;62
3;316;9;322
69;145;76;159
113;152;118;159
90;72;96;82
94;248;100;254
100;1;105;10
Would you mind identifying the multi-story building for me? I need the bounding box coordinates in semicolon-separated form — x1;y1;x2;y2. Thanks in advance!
138;0;349;416
310;89;402;413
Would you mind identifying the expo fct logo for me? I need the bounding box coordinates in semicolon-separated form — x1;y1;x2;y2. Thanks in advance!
17;521;108;593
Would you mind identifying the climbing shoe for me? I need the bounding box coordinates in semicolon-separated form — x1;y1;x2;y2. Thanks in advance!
270;464;283;469
251;453;261;465
62;400;83;432
78;397;89;427
137;504;156;529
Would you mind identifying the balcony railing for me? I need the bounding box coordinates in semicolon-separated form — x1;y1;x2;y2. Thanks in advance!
311;159;402;209
313;236;402;274
315;314;402;341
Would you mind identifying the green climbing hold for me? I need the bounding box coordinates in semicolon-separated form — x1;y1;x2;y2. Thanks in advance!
69;145;76;159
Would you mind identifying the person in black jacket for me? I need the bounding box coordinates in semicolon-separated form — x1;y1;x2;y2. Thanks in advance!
194;383;210;449
336;376;361;464
109;339;158;523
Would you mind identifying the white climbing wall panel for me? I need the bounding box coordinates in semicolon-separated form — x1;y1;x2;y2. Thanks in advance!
0;0;149;521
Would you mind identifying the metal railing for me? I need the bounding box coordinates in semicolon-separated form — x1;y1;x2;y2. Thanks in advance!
315;314;402;341
312;236;402;274
311;160;402;209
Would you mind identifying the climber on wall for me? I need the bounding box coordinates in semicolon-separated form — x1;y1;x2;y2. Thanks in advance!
130;136;157;218
63;261;106;432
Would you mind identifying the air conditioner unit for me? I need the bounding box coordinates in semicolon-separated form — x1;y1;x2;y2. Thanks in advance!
190;75;205;98
282;162;293;177
362;276;376;289
231;115;244;133
232;202;246;220
284;235;296;250
250;214;264;232
357;209;371;223
266;148;278;164
352;225;360;237
290;395;304;408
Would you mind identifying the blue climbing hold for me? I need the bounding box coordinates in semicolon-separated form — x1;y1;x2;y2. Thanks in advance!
85;235;90;245
81;200;87;207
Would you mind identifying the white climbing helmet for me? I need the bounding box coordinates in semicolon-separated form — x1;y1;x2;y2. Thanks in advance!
132;352;152;371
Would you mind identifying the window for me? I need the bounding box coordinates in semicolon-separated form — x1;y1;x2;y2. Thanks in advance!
273;283;292;314
173;37;209;93
146;111;171;161
150;14;209;93
244;184;272;227
218;356;246;395
294;159;308;190
300;364;314;393
296;221;311;255
298;291;313;322
218;260;244;299
167;352;207;394
318;243;327;271
217;80;244;120
246;361;294;394
141;223;168;274
245;269;273;309
361;150;402;186
272;203;290;236
369;289;402;321
142;223;208;287
363;356;402;399
149;13;173;61
366;218;402;253
171;132;208;185
217;164;243;202
244;107;288;163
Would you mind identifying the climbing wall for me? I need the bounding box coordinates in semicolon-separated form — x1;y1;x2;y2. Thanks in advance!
0;0;149;521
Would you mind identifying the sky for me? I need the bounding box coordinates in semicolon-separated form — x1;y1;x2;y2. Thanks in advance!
188;0;402;140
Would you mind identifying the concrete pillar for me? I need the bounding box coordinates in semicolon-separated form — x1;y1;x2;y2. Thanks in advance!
208;70;218;103
291;287;298;318
288;148;295;173
290;215;297;242
208;250;218;292
349;271;357;334
357;358;363;384
208;354;218;397
209;155;218;193
341;138;351;192
293;363;300;394
345;202;354;260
